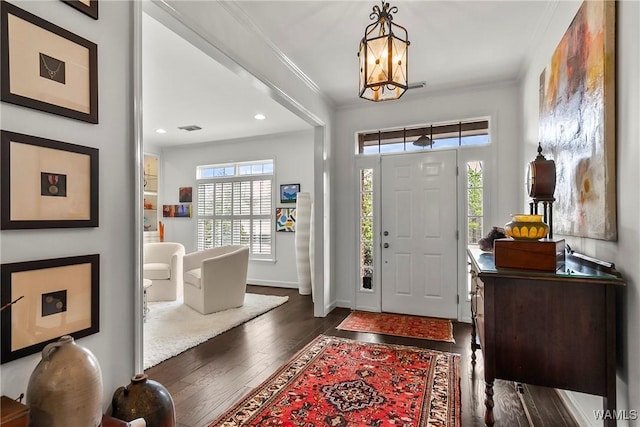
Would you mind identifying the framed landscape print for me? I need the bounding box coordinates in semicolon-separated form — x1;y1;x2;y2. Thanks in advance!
1;1;98;123
62;0;98;20
280;184;300;204
1;254;100;364
1;131;99;229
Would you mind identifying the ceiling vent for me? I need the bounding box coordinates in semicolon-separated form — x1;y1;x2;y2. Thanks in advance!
408;81;426;90
177;125;202;132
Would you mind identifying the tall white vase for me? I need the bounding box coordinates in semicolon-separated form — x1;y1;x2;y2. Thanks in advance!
309;202;315;302
295;192;312;295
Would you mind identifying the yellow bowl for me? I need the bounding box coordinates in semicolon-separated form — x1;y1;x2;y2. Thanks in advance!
504;214;549;240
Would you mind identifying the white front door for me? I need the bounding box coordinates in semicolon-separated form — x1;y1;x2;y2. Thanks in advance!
380;151;458;318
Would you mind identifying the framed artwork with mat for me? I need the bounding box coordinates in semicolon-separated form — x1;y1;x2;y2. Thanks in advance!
62;0;99;20
1;130;99;229
1;1;99;123
1;254;100;364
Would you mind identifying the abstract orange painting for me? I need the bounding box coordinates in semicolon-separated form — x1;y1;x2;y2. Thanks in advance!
539;0;616;240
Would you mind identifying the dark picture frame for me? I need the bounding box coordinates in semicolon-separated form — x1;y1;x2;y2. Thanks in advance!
1;130;99;229
62;0;98;20
1;1;98;123
179;186;192;203
280;184;300;204
1;254;100;364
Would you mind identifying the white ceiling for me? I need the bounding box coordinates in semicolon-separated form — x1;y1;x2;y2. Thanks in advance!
142;1;556;149
142;12;312;150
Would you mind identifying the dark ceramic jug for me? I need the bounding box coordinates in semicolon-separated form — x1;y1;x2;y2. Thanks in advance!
111;373;175;427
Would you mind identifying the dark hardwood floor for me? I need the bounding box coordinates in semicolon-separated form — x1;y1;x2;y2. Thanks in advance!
144;285;575;427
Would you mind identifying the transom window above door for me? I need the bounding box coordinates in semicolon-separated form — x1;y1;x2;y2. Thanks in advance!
357;119;490;155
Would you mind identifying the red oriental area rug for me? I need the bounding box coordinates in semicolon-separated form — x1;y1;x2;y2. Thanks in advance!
336;311;455;343
209;335;461;427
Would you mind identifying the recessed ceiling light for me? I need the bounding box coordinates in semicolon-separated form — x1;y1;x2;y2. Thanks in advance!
156;128;167;134
254;114;266;120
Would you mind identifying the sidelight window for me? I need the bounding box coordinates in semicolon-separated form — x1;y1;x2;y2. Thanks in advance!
466;161;484;244
466;161;484;297
359;168;374;291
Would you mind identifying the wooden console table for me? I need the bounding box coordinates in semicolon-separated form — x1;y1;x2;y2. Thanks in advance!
467;246;625;427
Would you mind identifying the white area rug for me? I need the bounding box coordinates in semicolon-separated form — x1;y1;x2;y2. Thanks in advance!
144;293;289;369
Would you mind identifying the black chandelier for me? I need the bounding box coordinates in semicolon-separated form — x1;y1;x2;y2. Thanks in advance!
358;1;410;102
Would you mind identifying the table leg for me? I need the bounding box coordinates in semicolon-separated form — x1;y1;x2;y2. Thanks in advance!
484;380;494;426
471;315;477;364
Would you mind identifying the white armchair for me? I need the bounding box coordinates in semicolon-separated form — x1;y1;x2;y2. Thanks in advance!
183;245;249;315
143;242;185;302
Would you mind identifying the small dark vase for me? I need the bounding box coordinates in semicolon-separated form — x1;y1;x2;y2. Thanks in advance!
111;374;175;427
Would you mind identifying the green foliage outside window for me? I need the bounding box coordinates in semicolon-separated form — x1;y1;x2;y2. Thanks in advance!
360;169;374;281
467;163;483;243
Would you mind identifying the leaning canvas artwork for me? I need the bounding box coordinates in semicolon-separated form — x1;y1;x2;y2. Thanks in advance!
539;0;616;240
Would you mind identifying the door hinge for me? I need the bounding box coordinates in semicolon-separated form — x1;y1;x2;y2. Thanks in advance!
457;294;460;304
455;230;459;240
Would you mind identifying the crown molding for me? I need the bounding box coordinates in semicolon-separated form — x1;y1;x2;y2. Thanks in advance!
219;1;332;106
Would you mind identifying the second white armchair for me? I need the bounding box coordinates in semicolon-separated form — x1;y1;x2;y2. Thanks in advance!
183;245;249;315
143;242;185;302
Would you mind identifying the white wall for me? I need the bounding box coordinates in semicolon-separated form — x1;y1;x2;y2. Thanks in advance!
333;83;522;311
158;130;314;288
161;0;335;317
520;1;640;424
0;0;135;410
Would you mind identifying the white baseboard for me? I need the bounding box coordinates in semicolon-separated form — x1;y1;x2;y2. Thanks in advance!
324;301;337;316
335;299;353;309
557;390;599;427
247;279;298;289
355;304;380;312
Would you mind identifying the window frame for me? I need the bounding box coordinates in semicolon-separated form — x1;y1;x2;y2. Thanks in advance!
466;160;484;246
358;167;375;293
196;159;275;261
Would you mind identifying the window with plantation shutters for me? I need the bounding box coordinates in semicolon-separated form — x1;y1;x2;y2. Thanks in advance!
196;160;274;259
